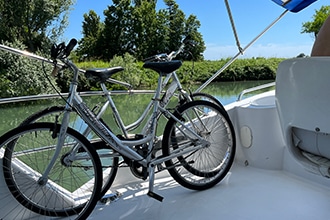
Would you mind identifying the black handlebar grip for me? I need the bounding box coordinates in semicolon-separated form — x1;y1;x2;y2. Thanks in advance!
50;44;58;59
65;38;78;56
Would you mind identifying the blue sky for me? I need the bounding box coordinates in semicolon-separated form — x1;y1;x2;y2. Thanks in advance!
64;0;326;60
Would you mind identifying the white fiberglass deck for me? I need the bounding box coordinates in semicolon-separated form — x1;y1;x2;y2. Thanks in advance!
88;163;330;220
1;159;329;220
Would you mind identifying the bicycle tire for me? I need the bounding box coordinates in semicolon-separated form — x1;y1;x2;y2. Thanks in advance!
20;106;93;136
1;122;102;219
166;100;232;178
162;100;236;190
191;92;225;111
19;106;119;198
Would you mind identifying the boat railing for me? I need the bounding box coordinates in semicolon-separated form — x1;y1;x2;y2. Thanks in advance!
237;81;275;101
0;90;156;105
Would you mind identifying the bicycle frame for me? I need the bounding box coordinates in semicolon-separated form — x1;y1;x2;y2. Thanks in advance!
83;39;192;138
69;67;191;144
97;70;190;138
40;59;209;197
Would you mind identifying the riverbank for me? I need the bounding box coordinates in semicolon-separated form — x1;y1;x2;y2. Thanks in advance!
73;55;284;91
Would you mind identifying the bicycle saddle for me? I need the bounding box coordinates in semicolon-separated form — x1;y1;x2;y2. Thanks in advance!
143;60;182;74
85;67;124;82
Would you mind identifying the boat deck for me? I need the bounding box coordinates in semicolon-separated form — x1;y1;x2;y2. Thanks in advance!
87;163;330;220
1;153;329;219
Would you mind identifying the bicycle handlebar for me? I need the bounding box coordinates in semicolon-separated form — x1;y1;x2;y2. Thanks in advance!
51;38;78;60
50;39;133;89
143;36;195;62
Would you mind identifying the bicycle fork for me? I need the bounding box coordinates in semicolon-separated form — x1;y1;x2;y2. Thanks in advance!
37;101;73;186
38;64;81;186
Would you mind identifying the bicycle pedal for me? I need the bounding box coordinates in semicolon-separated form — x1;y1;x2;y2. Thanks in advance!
99;191;122;204
147;191;163;202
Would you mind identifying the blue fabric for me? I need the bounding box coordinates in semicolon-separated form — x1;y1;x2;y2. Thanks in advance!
271;0;318;12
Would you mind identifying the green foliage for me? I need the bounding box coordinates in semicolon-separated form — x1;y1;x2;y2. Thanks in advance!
301;5;330;38
78;0;205;61
73;57;283;93
175;58;283;84
0;40;59;98
77;10;104;60
76;53;156;90
0;0;74;53
108;53;145;88
164;0;185;55
131;0;158;59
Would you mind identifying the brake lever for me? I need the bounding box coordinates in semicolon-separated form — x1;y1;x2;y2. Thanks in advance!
50;42;66;60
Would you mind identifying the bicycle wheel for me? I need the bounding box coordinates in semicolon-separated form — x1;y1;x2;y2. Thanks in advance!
191;92;225;111
162;100;235;190
20;106;92;136
20;106;119;197
1;122;102;219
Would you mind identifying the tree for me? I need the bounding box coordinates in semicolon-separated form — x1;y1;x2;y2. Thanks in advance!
301;5;330;38
78;0;205;61
131;0;158;59
77;10;104;59
155;9;170;54
0;0;74;52
0;0;74;98
102;0;134;59
0;40;59;98
164;0;185;54
183;15;205;61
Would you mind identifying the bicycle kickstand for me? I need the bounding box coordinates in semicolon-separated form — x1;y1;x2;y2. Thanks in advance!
147;164;164;202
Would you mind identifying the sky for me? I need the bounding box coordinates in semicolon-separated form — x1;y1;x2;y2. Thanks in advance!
63;0;326;60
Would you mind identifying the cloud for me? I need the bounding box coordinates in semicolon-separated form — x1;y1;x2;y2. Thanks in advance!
203;43;314;60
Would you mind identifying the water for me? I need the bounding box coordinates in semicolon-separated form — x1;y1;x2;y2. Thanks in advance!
0;80;274;136
190;80;274;105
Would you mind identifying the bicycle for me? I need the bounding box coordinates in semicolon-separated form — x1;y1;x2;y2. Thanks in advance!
0;39;236;219
17;37;227;197
20;36;224;136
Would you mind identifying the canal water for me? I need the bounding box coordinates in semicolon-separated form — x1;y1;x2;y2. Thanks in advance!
0;80;274;136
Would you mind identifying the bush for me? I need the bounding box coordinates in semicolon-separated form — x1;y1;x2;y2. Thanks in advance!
176;57;284;83
76;53;158;90
0;40;59;98
0;52;284;97
108;53;145;89
73;57;284;91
